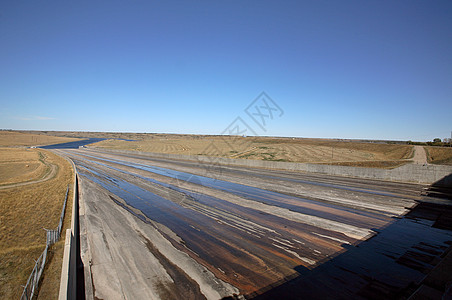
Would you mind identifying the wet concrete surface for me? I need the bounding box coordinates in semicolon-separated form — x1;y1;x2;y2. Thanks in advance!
75;153;390;231
254;202;452;299
56;148;452;299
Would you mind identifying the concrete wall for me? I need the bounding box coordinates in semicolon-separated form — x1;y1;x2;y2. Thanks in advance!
59;157;93;300
88;148;452;186
58;164;78;300
59;229;72;300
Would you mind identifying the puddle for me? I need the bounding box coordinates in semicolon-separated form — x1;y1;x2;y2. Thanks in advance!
73;152;392;229
72;152;452;298
77;165;335;292
40;138;105;149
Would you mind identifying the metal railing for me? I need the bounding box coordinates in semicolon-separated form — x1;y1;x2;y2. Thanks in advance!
20;185;70;300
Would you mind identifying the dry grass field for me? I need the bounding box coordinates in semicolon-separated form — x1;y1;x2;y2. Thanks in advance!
425;146;452;165
0;131;80;147
0;148;51;186
16;130;153;141
0;148;73;299
19;130;416;168
93;136;414;168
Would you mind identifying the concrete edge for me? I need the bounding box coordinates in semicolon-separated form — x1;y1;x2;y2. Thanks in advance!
78;175;94;300
56;153;77;300
58;229;72;300
87;147;452;186
56;152;94;300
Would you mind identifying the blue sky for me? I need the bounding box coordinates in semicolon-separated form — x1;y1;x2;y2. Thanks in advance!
1;1;451;141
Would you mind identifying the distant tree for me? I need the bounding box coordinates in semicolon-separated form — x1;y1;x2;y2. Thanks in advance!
433;138;442;143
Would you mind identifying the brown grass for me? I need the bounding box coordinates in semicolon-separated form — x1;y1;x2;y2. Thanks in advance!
0;148;73;299
92;136;413;168
0;148;48;185
0;131;80;147
320;160;408;169
425;146;452;165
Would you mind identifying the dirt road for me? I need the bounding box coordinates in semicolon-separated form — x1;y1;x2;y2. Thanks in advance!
57;148;452;299
0;151;57;190
412;145;428;164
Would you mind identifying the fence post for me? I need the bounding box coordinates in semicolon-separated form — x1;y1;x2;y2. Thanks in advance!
21;183;71;299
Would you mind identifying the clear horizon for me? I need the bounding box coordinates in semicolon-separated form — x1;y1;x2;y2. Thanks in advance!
1;1;451;142
3;129;448;143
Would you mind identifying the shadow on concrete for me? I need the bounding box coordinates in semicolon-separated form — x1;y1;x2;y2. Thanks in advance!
244;194;452;299
65;175;85;299
422;174;452;201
